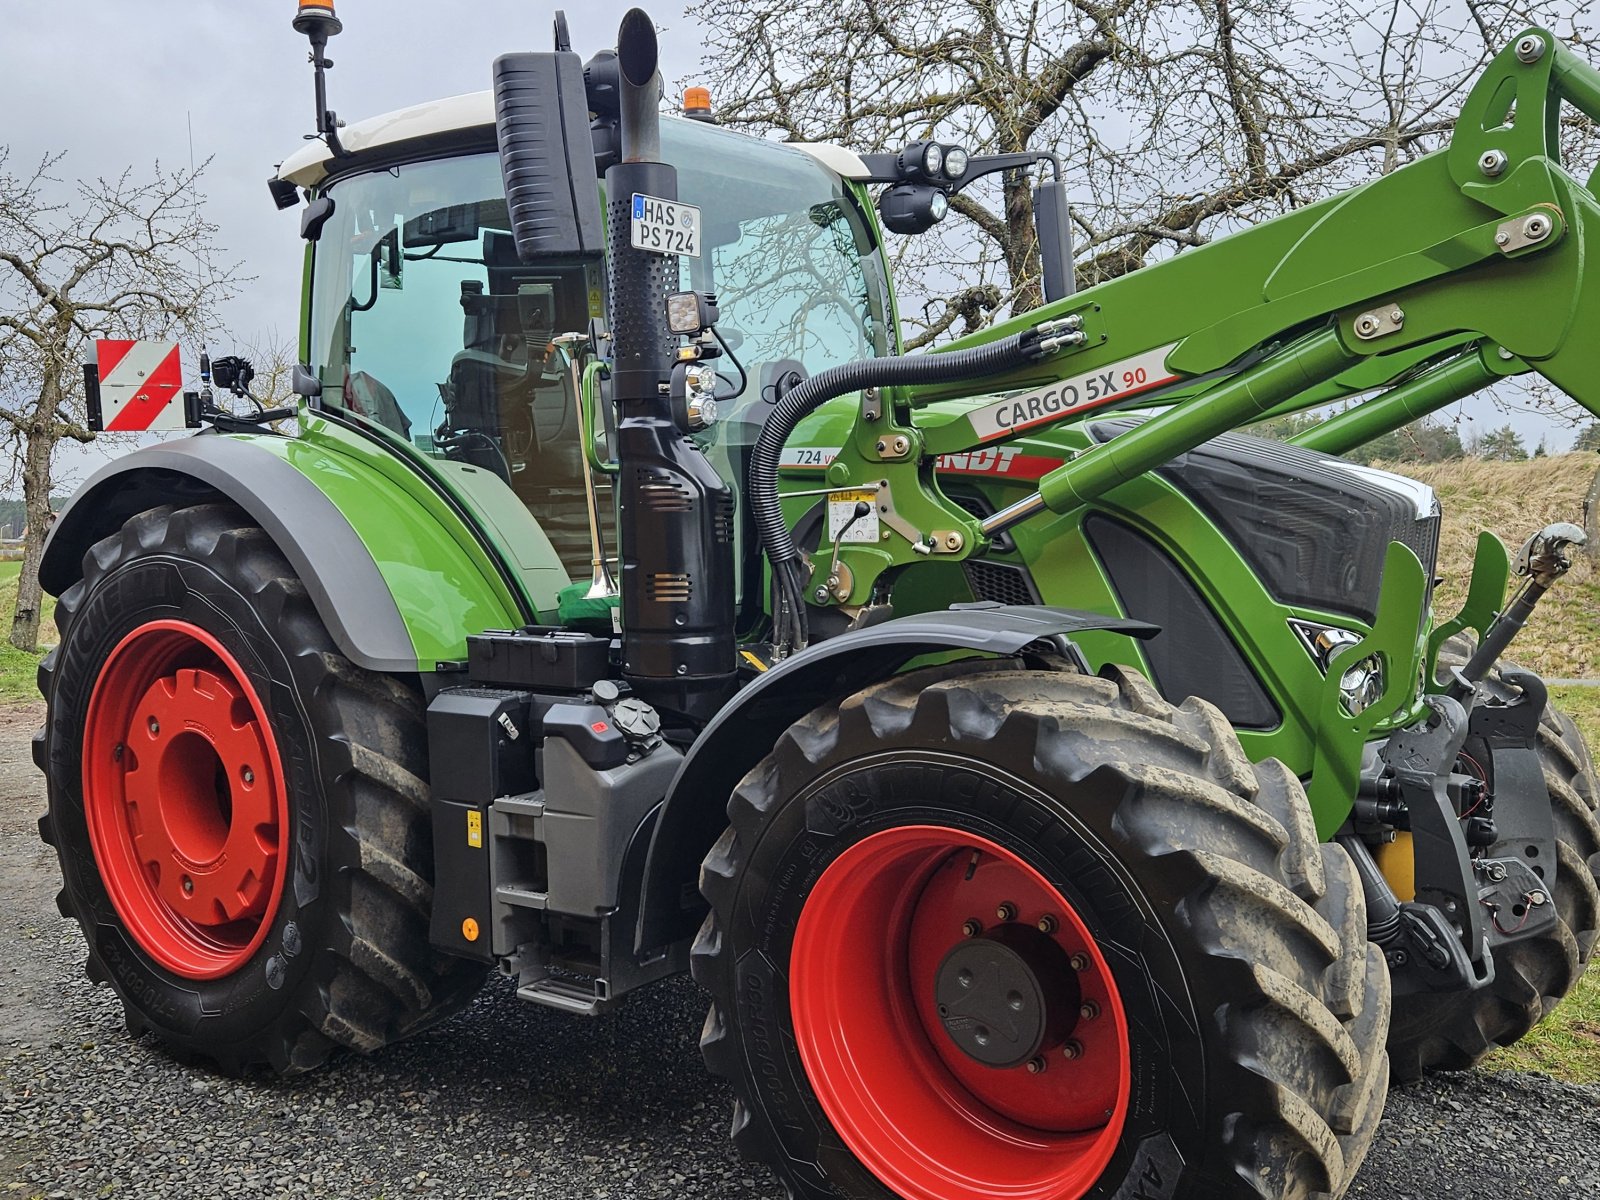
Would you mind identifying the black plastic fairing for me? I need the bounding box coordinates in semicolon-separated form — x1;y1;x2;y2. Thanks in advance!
1085;514;1280;729
1091;420;1441;624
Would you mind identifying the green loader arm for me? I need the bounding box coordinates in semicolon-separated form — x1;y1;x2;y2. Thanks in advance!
809;29;1600;611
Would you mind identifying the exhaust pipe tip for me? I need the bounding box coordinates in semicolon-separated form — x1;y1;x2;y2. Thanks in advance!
618;8;658;88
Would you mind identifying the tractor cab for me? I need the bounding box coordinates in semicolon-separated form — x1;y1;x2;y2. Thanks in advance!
280;107;893;597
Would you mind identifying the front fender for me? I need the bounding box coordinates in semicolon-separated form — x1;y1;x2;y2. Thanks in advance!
41;432;531;673
635;604;1157;955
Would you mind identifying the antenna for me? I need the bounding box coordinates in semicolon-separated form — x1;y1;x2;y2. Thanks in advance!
292;1;349;158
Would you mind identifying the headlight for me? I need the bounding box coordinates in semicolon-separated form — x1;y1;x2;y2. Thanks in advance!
1338;655;1385;717
684;364;719;430
879;183;950;234
943;146;969;179
923;143;944;177
666;291;706;336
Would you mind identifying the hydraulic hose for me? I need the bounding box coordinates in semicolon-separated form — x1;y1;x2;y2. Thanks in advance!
749;331;1043;572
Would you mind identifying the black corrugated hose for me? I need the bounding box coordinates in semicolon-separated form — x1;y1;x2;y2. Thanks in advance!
749;330;1047;654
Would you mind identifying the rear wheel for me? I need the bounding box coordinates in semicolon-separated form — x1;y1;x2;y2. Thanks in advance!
694;660;1391;1199
37;503;483;1074
1385;635;1600;1081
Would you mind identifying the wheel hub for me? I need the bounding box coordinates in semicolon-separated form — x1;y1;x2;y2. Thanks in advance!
789;824;1132;1200
82;620;290;980
934;924;1080;1068
126;666;280;925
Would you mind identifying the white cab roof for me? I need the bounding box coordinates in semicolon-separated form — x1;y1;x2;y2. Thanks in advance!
277;91;869;187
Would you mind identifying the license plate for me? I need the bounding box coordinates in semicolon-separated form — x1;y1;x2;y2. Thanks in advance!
631;194;701;257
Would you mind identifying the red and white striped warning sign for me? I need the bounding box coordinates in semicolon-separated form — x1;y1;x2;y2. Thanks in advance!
95;340;186;432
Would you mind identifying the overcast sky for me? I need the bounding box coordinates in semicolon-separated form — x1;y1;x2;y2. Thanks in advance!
1;1;1589;491
0;0;716;488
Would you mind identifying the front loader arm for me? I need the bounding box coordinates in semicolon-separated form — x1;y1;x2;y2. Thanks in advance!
806;29;1600;609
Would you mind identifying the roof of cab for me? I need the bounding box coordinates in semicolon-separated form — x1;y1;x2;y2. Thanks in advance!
276;90;869;187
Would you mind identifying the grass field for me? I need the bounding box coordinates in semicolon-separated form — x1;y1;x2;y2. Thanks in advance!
1395;453;1600;680
0;557;53;703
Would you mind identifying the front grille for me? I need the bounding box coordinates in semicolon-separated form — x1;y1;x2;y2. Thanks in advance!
964;560;1041;607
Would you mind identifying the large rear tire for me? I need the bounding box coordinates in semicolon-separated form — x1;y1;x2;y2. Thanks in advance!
1385;635;1600;1082
694;659;1391;1199
37;503;484;1074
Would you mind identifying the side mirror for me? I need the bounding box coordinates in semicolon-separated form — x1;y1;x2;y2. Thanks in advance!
1033;180;1076;302
292;363;323;399
301;196;336;242
494;50;606;262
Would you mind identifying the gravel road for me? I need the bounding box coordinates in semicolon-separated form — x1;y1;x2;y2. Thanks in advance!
3;700;1598;1200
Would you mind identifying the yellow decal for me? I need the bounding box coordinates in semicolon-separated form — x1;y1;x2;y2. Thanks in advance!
466;809;483;849
739;649;769;673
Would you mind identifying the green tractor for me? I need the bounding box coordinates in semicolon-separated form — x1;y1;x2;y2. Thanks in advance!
33;3;1600;1196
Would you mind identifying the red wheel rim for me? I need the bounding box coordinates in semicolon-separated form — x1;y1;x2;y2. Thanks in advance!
791;826;1131;1200
82;620;291;980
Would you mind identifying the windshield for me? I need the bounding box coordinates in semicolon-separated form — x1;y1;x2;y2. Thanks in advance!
306;119;891;585
307;125;890;438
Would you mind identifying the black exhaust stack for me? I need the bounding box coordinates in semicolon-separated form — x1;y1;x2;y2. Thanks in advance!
607;9;736;723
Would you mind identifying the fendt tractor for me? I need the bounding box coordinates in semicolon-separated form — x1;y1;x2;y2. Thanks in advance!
31;2;1600;1197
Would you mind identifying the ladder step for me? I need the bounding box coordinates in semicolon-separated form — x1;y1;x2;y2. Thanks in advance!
518;974;603;1016
495;885;548;910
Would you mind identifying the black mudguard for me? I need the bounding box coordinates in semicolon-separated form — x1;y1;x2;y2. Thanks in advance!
634;604;1158;955
39;435;416;673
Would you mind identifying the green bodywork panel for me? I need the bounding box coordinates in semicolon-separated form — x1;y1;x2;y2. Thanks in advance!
267;412;564;667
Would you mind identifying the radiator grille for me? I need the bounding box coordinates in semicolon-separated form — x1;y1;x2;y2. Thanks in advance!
963;560;1041;607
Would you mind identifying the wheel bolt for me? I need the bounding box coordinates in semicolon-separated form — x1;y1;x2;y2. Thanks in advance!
995;902;1017;922
1025;1056;1047;1075
242;766;255;785
1080;1001;1101;1021
147;717;160;736
1062;1040;1084;1061
961;918;983;938
112;744;123;762
182;877;194;895
1068;953;1090;972
1037;915;1058;935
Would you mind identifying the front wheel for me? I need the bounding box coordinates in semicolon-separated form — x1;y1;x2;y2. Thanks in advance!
694;660;1391;1199
37;503;483;1074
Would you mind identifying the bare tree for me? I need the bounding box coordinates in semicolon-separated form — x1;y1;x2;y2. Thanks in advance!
694;0;1599;347
0;150;237;651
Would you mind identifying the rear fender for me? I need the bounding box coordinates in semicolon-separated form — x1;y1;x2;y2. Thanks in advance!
40;433;530;673
634;604;1158;955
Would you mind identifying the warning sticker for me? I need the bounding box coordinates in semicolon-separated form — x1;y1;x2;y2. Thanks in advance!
466;810;483;849
827;489;880;544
